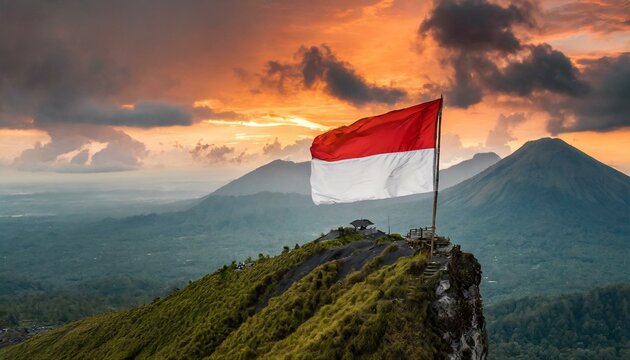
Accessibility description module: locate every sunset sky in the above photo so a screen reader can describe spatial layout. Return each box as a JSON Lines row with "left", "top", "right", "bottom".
{"left": 1, "top": 0, "right": 629, "bottom": 180}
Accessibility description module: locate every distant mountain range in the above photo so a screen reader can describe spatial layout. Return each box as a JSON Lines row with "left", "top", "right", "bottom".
{"left": 2, "top": 138, "right": 628, "bottom": 309}
{"left": 212, "top": 152, "right": 501, "bottom": 196}
{"left": 2, "top": 137, "right": 628, "bottom": 357}
{"left": 391, "top": 138, "right": 630, "bottom": 302}
{"left": 441, "top": 138, "right": 630, "bottom": 217}
{"left": 213, "top": 160, "right": 311, "bottom": 196}
{"left": 156, "top": 137, "right": 630, "bottom": 303}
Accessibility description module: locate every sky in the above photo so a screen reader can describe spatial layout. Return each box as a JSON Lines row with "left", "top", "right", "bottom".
{"left": 0, "top": 0, "right": 629, "bottom": 181}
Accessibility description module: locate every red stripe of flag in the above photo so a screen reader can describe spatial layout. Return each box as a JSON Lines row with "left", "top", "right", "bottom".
{"left": 310, "top": 98, "right": 442, "bottom": 162}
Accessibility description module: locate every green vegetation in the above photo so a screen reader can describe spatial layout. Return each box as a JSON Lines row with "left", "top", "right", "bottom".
{"left": 0, "top": 275, "right": 174, "bottom": 328}
{"left": 375, "top": 233, "right": 404, "bottom": 244}
{"left": 0, "top": 234, "right": 473, "bottom": 359}
{"left": 487, "top": 283, "right": 630, "bottom": 360}
{"left": 2, "top": 138, "right": 628, "bottom": 357}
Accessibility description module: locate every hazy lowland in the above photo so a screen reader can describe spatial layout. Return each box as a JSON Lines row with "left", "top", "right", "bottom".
{"left": 1, "top": 138, "right": 629, "bottom": 356}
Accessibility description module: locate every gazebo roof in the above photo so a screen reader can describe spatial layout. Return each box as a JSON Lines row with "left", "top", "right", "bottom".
{"left": 350, "top": 219, "right": 374, "bottom": 228}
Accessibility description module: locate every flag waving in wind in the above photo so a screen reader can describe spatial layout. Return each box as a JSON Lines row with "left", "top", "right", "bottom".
{"left": 310, "top": 98, "right": 442, "bottom": 205}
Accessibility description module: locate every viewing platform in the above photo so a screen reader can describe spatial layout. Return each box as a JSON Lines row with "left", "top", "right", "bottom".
{"left": 405, "top": 227, "right": 452, "bottom": 254}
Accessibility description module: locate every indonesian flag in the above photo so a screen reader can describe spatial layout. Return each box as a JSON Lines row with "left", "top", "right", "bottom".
{"left": 310, "top": 98, "right": 442, "bottom": 205}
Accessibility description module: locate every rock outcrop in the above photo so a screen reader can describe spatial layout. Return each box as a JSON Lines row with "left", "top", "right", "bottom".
{"left": 433, "top": 245, "right": 488, "bottom": 360}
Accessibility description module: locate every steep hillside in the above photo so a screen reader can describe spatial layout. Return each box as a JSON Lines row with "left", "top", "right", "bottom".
{"left": 487, "top": 283, "right": 630, "bottom": 359}
{"left": 440, "top": 138, "right": 630, "bottom": 221}
{"left": 429, "top": 138, "right": 630, "bottom": 302}
{"left": 0, "top": 233, "right": 487, "bottom": 360}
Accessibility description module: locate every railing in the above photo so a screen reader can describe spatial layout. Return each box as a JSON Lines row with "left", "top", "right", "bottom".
{"left": 407, "top": 227, "right": 433, "bottom": 239}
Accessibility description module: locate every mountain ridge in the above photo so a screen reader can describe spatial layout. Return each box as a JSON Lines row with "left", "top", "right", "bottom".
{"left": 1, "top": 137, "right": 628, "bottom": 329}
{"left": 439, "top": 138, "right": 630, "bottom": 218}
{"left": 0, "top": 233, "right": 487, "bottom": 359}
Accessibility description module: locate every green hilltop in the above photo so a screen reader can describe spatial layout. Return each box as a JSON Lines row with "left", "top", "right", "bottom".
{"left": 1, "top": 232, "right": 485, "bottom": 359}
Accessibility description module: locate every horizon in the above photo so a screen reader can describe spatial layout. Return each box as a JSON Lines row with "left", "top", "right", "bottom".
{"left": 1, "top": 136, "right": 627, "bottom": 198}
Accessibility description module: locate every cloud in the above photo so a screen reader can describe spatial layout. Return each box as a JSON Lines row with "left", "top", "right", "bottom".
{"left": 420, "top": 0, "right": 534, "bottom": 54}
{"left": 13, "top": 125, "right": 148, "bottom": 173}
{"left": 488, "top": 44, "right": 589, "bottom": 97}
{"left": 70, "top": 149, "right": 90, "bottom": 165}
{"left": 485, "top": 112, "right": 527, "bottom": 154}
{"left": 445, "top": 54, "right": 493, "bottom": 107}
{"left": 0, "top": 2, "right": 126, "bottom": 129}
{"left": 440, "top": 133, "right": 486, "bottom": 165}
{"left": 0, "top": 0, "right": 384, "bottom": 130}
{"left": 547, "top": 54, "right": 630, "bottom": 134}
{"left": 420, "top": 0, "right": 629, "bottom": 134}
{"left": 2, "top": 1, "right": 377, "bottom": 131}
{"left": 261, "top": 45, "right": 407, "bottom": 106}
{"left": 262, "top": 138, "right": 312, "bottom": 161}
{"left": 441, "top": 112, "right": 528, "bottom": 163}
{"left": 261, "top": 61, "right": 301, "bottom": 94}
{"left": 419, "top": 0, "right": 538, "bottom": 108}
{"left": 543, "top": 0, "right": 630, "bottom": 35}
{"left": 192, "top": 106, "right": 246, "bottom": 121}
{"left": 188, "top": 141, "right": 248, "bottom": 164}
{"left": 35, "top": 101, "right": 195, "bottom": 128}
{"left": 0, "top": 3, "right": 212, "bottom": 132}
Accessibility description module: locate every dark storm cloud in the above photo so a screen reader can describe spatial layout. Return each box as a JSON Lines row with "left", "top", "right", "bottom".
{"left": 420, "top": 0, "right": 534, "bottom": 54}
{"left": 262, "top": 45, "right": 407, "bottom": 106}
{"left": 0, "top": 0, "right": 395, "bottom": 172}
{"left": 547, "top": 54, "right": 630, "bottom": 134}
{"left": 0, "top": 0, "right": 381, "bottom": 130}
{"left": 192, "top": 106, "right": 246, "bottom": 121}
{"left": 0, "top": 1, "right": 198, "bottom": 130}
{"left": 419, "top": 0, "right": 537, "bottom": 108}
{"left": 445, "top": 53, "right": 496, "bottom": 108}
{"left": 420, "top": 0, "right": 629, "bottom": 133}
{"left": 543, "top": 0, "right": 630, "bottom": 35}
{"left": 36, "top": 101, "right": 194, "bottom": 128}
{"left": 261, "top": 61, "right": 301, "bottom": 94}
{"left": 488, "top": 44, "right": 589, "bottom": 97}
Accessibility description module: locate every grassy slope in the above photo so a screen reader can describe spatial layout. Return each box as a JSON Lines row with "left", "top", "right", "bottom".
{"left": 1, "top": 235, "right": 456, "bottom": 360}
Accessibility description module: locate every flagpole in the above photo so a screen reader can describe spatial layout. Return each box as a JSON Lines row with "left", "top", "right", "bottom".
{"left": 430, "top": 95, "right": 443, "bottom": 259}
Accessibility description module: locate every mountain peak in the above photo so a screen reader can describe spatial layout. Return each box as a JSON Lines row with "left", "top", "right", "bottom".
{"left": 267, "top": 159, "right": 298, "bottom": 166}
{"left": 523, "top": 136, "right": 563, "bottom": 145}
{"left": 471, "top": 152, "right": 500, "bottom": 161}
{"left": 519, "top": 137, "right": 574, "bottom": 154}
{"left": 507, "top": 137, "right": 616, "bottom": 172}
{"left": 443, "top": 137, "right": 630, "bottom": 211}
{"left": 440, "top": 152, "right": 501, "bottom": 190}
